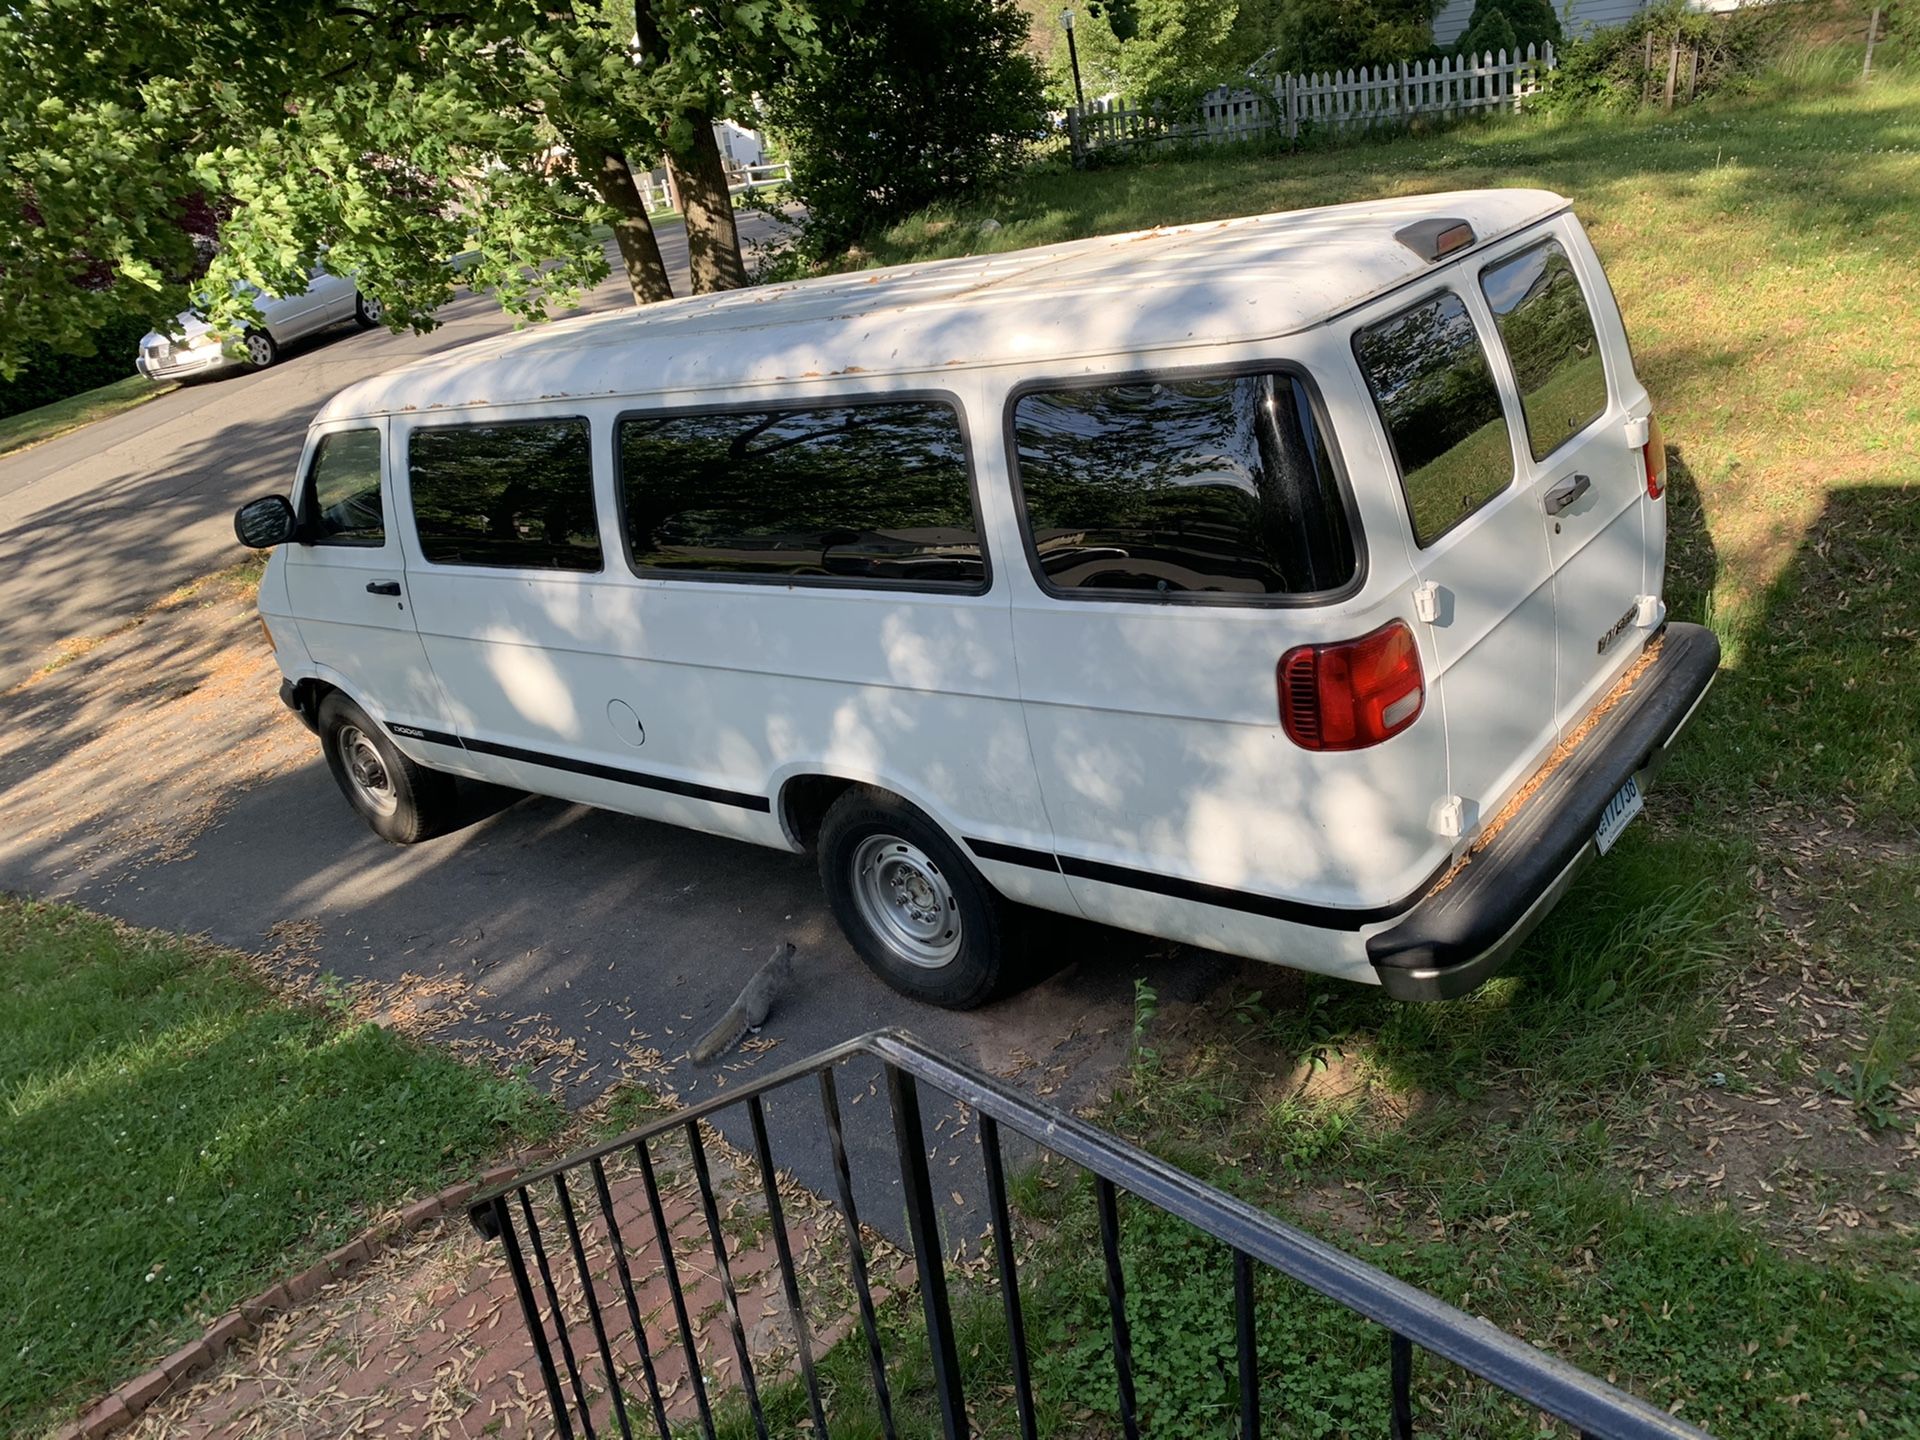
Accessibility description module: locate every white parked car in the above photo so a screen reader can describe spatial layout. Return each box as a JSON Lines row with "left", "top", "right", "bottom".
{"left": 136, "top": 264, "right": 383, "bottom": 380}
{"left": 234, "top": 189, "right": 1717, "bottom": 1009}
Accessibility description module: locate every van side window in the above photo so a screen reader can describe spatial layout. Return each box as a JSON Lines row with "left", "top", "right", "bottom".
{"left": 617, "top": 401, "right": 983, "bottom": 590}
{"left": 1354, "top": 292, "right": 1512, "bottom": 548}
{"left": 1479, "top": 240, "right": 1608, "bottom": 461}
{"left": 1009, "top": 370, "right": 1355, "bottom": 599}
{"left": 409, "top": 419, "right": 600, "bottom": 572}
{"left": 304, "top": 429, "right": 384, "bottom": 547}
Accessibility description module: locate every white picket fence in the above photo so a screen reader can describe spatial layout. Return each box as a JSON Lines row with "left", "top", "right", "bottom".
{"left": 639, "top": 160, "right": 793, "bottom": 215}
{"left": 1072, "top": 43, "right": 1556, "bottom": 158}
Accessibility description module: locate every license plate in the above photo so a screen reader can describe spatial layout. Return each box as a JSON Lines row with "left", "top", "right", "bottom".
{"left": 1594, "top": 774, "right": 1644, "bottom": 856}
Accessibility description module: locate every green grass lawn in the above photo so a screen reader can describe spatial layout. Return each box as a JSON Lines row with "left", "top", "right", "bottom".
{"left": 0, "top": 373, "right": 171, "bottom": 459}
{"left": 770, "top": 56, "right": 1920, "bottom": 1440}
{"left": 0, "top": 899, "right": 562, "bottom": 1436}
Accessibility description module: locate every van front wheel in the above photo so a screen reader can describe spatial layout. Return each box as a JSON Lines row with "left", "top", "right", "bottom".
{"left": 318, "top": 692, "right": 454, "bottom": 844}
{"left": 817, "top": 789, "right": 1019, "bottom": 1009}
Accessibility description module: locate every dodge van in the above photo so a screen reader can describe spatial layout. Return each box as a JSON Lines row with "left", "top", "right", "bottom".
{"left": 233, "top": 189, "right": 1718, "bottom": 1009}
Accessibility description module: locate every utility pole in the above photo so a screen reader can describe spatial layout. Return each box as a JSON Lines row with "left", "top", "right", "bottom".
{"left": 1062, "top": 9, "right": 1087, "bottom": 113}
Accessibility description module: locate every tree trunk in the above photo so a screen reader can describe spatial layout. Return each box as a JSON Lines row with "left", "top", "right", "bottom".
{"left": 669, "top": 116, "right": 747, "bottom": 294}
{"left": 590, "top": 146, "right": 674, "bottom": 305}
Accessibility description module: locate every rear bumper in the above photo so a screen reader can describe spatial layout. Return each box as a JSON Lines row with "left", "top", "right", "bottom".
{"left": 1367, "top": 621, "right": 1720, "bottom": 1001}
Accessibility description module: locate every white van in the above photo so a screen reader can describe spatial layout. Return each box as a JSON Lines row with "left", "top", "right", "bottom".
{"left": 234, "top": 189, "right": 1718, "bottom": 1009}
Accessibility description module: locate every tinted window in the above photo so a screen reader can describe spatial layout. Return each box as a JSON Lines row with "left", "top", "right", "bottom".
{"left": 1354, "top": 292, "right": 1512, "bottom": 547}
{"left": 1010, "top": 371, "right": 1355, "bottom": 599}
{"left": 305, "top": 429, "right": 384, "bottom": 547}
{"left": 409, "top": 419, "right": 600, "bottom": 571}
{"left": 618, "top": 402, "right": 982, "bottom": 588}
{"left": 1480, "top": 240, "right": 1608, "bottom": 461}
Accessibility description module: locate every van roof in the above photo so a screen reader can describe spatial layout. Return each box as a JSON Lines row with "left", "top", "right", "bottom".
{"left": 317, "top": 188, "right": 1569, "bottom": 423}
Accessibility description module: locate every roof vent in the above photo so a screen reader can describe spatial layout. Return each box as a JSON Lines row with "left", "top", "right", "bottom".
{"left": 1394, "top": 218, "right": 1476, "bottom": 262}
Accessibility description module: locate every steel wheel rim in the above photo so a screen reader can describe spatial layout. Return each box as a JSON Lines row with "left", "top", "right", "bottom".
{"left": 850, "top": 834, "right": 961, "bottom": 969}
{"left": 338, "top": 724, "right": 399, "bottom": 817}
{"left": 245, "top": 333, "right": 273, "bottom": 366}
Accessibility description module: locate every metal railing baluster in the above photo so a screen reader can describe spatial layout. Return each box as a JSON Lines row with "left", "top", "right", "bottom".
{"left": 980, "top": 1114, "right": 1038, "bottom": 1440}
{"left": 588, "top": 1156, "right": 674, "bottom": 1440}
{"left": 554, "top": 1172, "right": 635, "bottom": 1440}
{"left": 634, "top": 1138, "right": 715, "bottom": 1440}
{"left": 520, "top": 1188, "right": 599, "bottom": 1439}
{"left": 747, "top": 1096, "right": 830, "bottom": 1438}
{"left": 686, "top": 1119, "right": 768, "bottom": 1440}
{"left": 886, "top": 1062, "right": 969, "bottom": 1440}
{"left": 1391, "top": 1331, "right": 1415, "bottom": 1440}
{"left": 1096, "top": 1176, "right": 1141, "bottom": 1440}
{"left": 492, "top": 1192, "right": 578, "bottom": 1440}
{"left": 820, "top": 1066, "right": 898, "bottom": 1440}
{"left": 1235, "top": 1249, "right": 1260, "bottom": 1440}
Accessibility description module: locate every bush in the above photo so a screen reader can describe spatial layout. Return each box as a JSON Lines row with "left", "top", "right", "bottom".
{"left": 1541, "top": 0, "right": 1793, "bottom": 112}
{"left": 0, "top": 317, "right": 148, "bottom": 421}
{"left": 1452, "top": 0, "right": 1562, "bottom": 56}
{"left": 760, "top": 0, "right": 1047, "bottom": 254}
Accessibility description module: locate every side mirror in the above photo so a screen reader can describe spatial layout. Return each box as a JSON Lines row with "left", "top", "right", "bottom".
{"left": 234, "top": 494, "right": 298, "bottom": 548}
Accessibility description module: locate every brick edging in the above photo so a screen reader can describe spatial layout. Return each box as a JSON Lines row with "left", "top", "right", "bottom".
{"left": 53, "top": 1156, "right": 541, "bottom": 1440}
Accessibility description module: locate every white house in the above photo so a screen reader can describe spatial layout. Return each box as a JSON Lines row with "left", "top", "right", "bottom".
{"left": 1432, "top": 0, "right": 1751, "bottom": 46}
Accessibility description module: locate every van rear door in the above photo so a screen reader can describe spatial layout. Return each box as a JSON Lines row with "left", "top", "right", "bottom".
{"left": 1475, "top": 224, "right": 1656, "bottom": 732}
{"left": 1352, "top": 283, "right": 1559, "bottom": 839}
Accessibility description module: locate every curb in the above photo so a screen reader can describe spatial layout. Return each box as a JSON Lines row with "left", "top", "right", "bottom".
{"left": 52, "top": 1157, "right": 537, "bottom": 1440}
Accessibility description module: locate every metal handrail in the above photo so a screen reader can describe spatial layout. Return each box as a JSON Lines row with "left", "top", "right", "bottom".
{"left": 470, "top": 1028, "right": 1716, "bottom": 1440}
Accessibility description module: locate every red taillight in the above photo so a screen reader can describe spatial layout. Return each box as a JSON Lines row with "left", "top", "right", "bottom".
{"left": 1642, "top": 412, "right": 1667, "bottom": 500}
{"left": 1278, "top": 621, "right": 1426, "bottom": 751}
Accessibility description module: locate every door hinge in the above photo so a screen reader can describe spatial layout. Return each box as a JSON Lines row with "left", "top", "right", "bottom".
{"left": 1412, "top": 581, "right": 1442, "bottom": 624}
{"left": 1624, "top": 416, "right": 1651, "bottom": 449}
{"left": 1635, "top": 593, "right": 1664, "bottom": 628}
{"left": 1434, "top": 794, "right": 1466, "bottom": 839}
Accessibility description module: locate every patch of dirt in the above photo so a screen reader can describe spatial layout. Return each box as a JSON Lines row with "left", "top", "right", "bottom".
{"left": 0, "top": 563, "right": 308, "bottom": 891}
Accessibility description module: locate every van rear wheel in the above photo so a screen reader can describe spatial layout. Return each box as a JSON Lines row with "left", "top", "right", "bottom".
{"left": 817, "top": 788, "right": 1019, "bottom": 1009}
{"left": 317, "top": 692, "right": 454, "bottom": 844}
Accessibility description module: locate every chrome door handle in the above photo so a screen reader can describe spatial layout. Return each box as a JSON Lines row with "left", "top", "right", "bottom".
{"left": 366, "top": 580, "right": 402, "bottom": 596}
{"left": 1544, "top": 473, "right": 1592, "bottom": 515}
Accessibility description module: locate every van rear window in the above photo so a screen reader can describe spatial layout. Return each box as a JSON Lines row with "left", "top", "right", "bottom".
{"left": 1354, "top": 292, "right": 1512, "bottom": 548}
{"left": 1008, "top": 370, "right": 1356, "bottom": 601}
{"left": 1479, "top": 240, "right": 1608, "bottom": 461}
{"left": 616, "top": 401, "right": 983, "bottom": 590}
{"left": 408, "top": 419, "right": 600, "bottom": 571}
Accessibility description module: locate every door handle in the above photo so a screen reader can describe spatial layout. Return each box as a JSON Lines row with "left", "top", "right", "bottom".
{"left": 1544, "top": 473, "right": 1592, "bottom": 516}
{"left": 366, "top": 580, "right": 402, "bottom": 596}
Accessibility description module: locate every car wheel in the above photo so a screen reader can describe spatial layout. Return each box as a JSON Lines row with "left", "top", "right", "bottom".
{"left": 317, "top": 692, "right": 455, "bottom": 844}
{"left": 242, "top": 329, "right": 278, "bottom": 370}
{"left": 817, "top": 787, "right": 1023, "bottom": 1009}
{"left": 354, "top": 293, "right": 384, "bottom": 328}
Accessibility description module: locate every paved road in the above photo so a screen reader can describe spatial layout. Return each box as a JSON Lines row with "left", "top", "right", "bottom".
{"left": 0, "top": 214, "right": 792, "bottom": 688}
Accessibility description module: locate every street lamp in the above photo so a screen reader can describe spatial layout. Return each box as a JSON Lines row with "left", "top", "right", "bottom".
{"left": 1062, "top": 9, "right": 1086, "bottom": 113}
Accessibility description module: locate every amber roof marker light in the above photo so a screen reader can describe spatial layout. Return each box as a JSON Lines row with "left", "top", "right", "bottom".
{"left": 1394, "top": 218, "right": 1476, "bottom": 262}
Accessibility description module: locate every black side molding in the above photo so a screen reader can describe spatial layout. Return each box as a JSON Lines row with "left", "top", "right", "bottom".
{"left": 381, "top": 721, "right": 771, "bottom": 813}
{"left": 1367, "top": 623, "right": 1721, "bottom": 1000}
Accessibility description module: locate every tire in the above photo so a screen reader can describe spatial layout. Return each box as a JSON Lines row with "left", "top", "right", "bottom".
{"left": 317, "top": 692, "right": 455, "bottom": 844}
{"left": 241, "top": 329, "right": 278, "bottom": 370}
{"left": 817, "top": 787, "right": 1021, "bottom": 1009}
{"left": 354, "top": 293, "right": 384, "bottom": 329}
